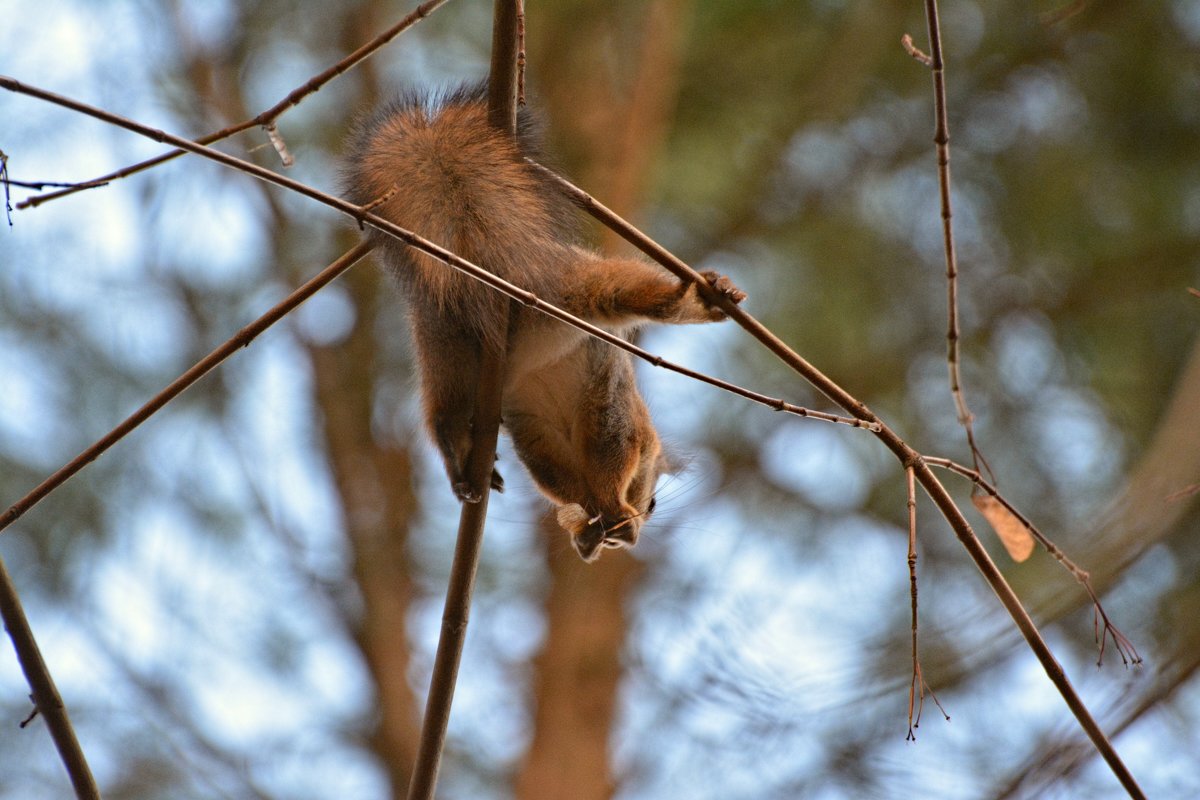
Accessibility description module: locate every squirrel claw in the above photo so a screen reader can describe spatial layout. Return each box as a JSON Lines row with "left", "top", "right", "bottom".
{"left": 453, "top": 481, "right": 482, "bottom": 504}
{"left": 452, "top": 468, "right": 504, "bottom": 503}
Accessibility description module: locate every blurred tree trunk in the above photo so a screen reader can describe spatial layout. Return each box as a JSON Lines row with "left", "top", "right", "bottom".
{"left": 516, "top": 525, "right": 646, "bottom": 800}
{"left": 302, "top": 8, "right": 424, "bottom": 798}
{"left": 516, "top": 3, "right": 692, "bottom": 797}
{"left": 307, "top": 261, "right": 423, "bottom": 798}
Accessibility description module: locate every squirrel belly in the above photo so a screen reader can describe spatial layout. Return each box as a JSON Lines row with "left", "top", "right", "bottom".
{"left": 343, "top": 83, "right": 746, "bottom": 561}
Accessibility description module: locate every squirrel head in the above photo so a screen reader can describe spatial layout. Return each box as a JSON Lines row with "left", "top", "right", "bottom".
{"left": 556, "top": 499, "right": 657, "bottom": 562}
{"left": 554, "top": 444, "right": 666, "bottom": 562}
{"left": 551, "top": 426, "right": 678, "bottom": 561}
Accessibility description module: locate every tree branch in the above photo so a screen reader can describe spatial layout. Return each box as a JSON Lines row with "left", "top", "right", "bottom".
{"left": 0, "top": 240, "right": 373, "bottom": 535}
{"left": 911, "top": 0, "right": 993, "bottom": 483}
{"left": 0, "top": 555, "right": 99, "bottom": 799}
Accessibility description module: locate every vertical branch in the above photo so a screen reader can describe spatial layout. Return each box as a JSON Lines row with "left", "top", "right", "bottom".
{"left": 487, "top": 0, "right": 521, "bottom": 132}
{"left": 405, "top": 3, "right": 520, "bottom": 799}
{"left": 905, "top": 0, "right": 992, "bottom": 482}
{"left": 0, "top": 556, "right": 100, "bottom": 799}
{"left": 906, "top": 466, "right": 922, "bottom": 739}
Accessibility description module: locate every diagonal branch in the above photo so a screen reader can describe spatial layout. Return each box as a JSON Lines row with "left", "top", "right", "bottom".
{"left": 0, "top": 241, "right": 373, "bottom": 535}
{"left": 0, "top": 556, "right": 99, "bottom": 799}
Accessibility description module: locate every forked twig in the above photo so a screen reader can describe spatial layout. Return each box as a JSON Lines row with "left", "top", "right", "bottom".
{"left": 925, "top": 456, "right": 1143, "bottom": 667}
{"left": 15, "top": 0, "right": 452, "bottom": 210}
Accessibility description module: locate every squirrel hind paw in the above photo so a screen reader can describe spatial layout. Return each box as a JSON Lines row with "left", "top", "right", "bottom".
{"left": 450, "top": 467, "right": 504, "bottom": 503}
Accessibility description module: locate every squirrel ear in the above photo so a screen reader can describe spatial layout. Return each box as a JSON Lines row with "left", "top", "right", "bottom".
{"left": 657, "top": 444, "right": 685, "bottom": 476}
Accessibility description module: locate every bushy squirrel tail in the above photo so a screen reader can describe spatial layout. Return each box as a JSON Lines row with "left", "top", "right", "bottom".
{"left": 342, "top": 83, "right": 576, "bottom": 306}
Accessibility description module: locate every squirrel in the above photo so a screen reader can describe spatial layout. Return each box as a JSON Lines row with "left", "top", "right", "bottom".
{"left": 343, "top": 84, "right": 745, "bottom": 561}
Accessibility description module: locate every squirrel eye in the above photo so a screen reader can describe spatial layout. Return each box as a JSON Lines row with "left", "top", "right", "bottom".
{"left": 646, "top": 496, "right": 658, "bottom": 514}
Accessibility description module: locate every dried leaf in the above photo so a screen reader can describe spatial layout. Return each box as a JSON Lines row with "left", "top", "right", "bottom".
{"left": 972, "top": 494, "right": 1035, "bottom": 562}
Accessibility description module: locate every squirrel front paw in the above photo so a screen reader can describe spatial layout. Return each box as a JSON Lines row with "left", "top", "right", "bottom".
{"left": 697, "top": 270, "right": 747, "bottom": 319}
{"left": 702, "top": 270, "right": 747, "bottom": 304}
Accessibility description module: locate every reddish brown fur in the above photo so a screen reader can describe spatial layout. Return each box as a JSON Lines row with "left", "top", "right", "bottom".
{"left": 344, "top": 84, "right": 745, "bottom": 561}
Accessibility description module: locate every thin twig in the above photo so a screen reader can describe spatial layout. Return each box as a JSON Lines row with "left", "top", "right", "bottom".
{"left": 0, "top": 556, "right": 100, "bottom": 799}
{"left": 905, "top": 466, "right": 948, "bottom": 741}
{"left": 924, "top": 456, "right": 1143, "bottom": 667}
{"left": 1, "top": 149, "right": 12, "bottom": 225}
{"left": 0, "top": 241, "right": 373, "bottom": 535}
{"left": 907, "top": 0, "right": 993, "bottom": 484}
{"left": 906, "top": 465, "right": 923, "bottom": 739}
{"left": 15, "top": 0, "right": 451, "bottom": 210}
{"left": 0, "top": 74, "right": 1145, "bottom": 798}
{"left": 406, "top": 4, "right": 521, "bottom": 798}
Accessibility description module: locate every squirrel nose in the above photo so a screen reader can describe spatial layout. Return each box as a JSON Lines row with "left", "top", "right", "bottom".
{"left": 602, "top": 519, "right": 639, "bottom": 549}
{"left": 569, "top": 513, "right": 641, "bottom": 561}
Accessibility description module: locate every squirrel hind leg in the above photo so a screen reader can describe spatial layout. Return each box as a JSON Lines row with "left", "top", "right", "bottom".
{"left": 432, "top": 417, "right": 506, "bottom": 503}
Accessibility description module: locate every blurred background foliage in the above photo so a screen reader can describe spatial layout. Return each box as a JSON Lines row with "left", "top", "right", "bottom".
{"left": 2, "top": 0, "right": 1199, "bottom": 798}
